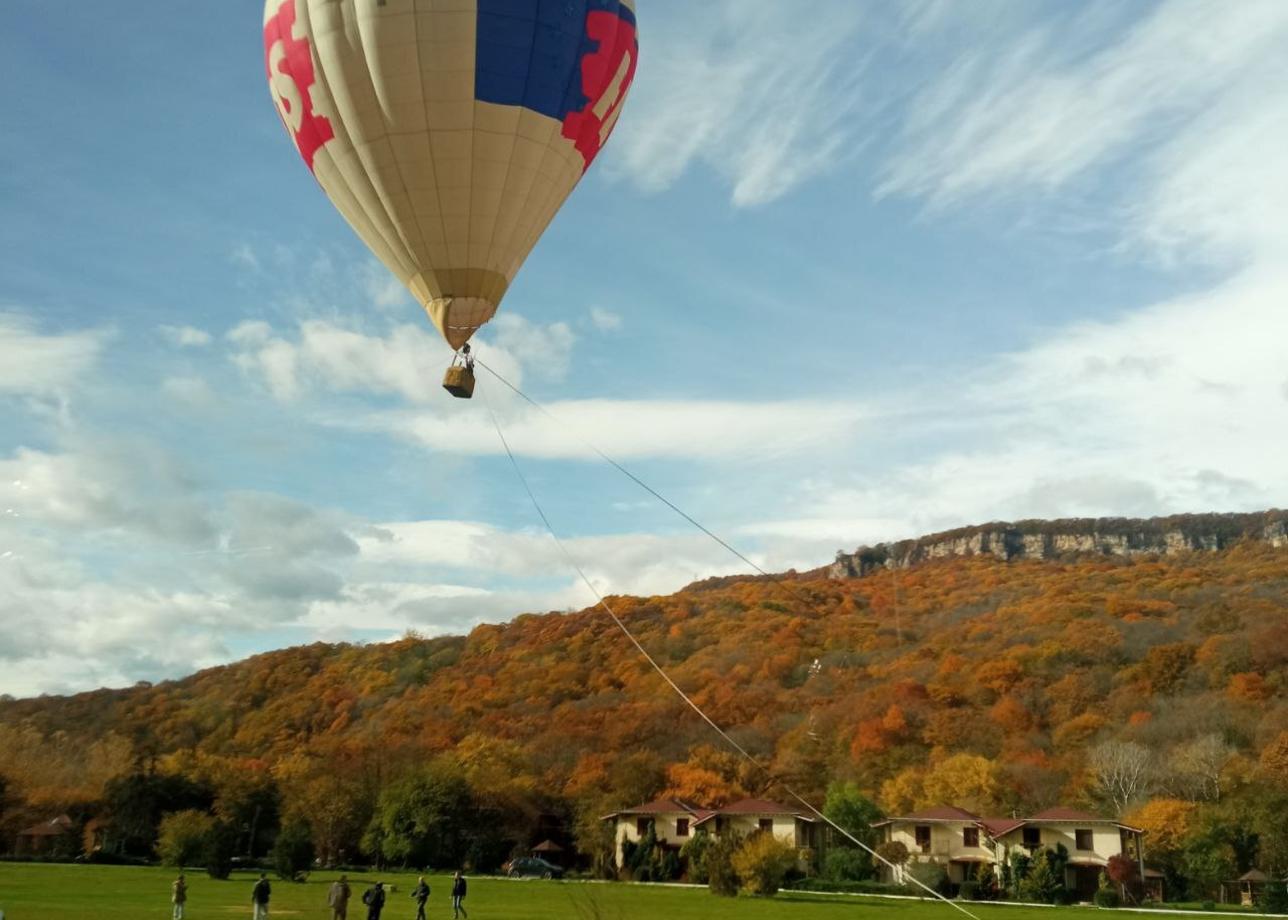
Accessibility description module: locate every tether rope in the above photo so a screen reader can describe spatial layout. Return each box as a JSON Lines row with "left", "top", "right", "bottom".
{"left": 476, "top": 373, "right": 978, "bottom": 919}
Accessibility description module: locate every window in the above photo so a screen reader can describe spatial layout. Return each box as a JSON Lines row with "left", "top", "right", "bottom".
{"left": 1076, "top": 829, "right": 1093, "bottom": 851}
{"left": 915, "top": 825, "right": 932, "bottom": 853}
{"left": 636, "top": 817, "right": 652, "bottom": 837}
{"left": 963, "top": 827, "right": 979, "bottom": 848}
{"left": 758, "top": 818, "right": 774, "bottom": 834}
{"left": 676, "top": 818, "right": 690, "bottom": 838}
{"left": 1022, "top": 827, "right": 1041, "bottom": 849}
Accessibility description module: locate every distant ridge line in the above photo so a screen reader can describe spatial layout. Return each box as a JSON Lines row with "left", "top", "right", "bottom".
{"left": 830, "top": 509, "right": 1288, "bottom": 578}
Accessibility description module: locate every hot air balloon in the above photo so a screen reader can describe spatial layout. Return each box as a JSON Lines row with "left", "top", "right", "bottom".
{"left": 264, "top": 0, "right": 638, "bottom": 397}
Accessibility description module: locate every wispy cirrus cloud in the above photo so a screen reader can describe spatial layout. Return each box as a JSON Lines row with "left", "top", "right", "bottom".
{"left": 0, "top": 313, "right": 107, "bottom": 396}
{"left": 879, "top": 0, "right": 1288, "bottom": 264}
{"left": 609, "top": 0, "right": 867, "bottom": 206}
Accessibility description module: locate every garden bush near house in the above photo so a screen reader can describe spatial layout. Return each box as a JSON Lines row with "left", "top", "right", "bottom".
{"left": 823, "top": 845, "right": 871, "bottom": 882}
{"left": 1093, "top": 871, "right": 1121, "bottom": 908}
{"left": 790, "top": 878, "right": 913, "bottom": 895}
{"left": 156, "top": 809, "right": 215, "bottom": 867}
{"left": 730, "top": 832, "right": 797, "bottom": 897}
{"left": 874, "top": 839, "right": 909, "bottom": 878}
{"left": 706, "top": 831, "right": 742, "bottom": 897}
{"left": 680, "top": 831, "right": 712, "bottom": 884}
{"left": 1257, "top": 880, "right": 1288, "bottom": 915}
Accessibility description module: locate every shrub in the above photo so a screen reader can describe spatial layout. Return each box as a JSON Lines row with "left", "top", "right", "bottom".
{"left": 157, "top": 810, "right": 215, "bottom": 867}
{"left": 1093, "top": 888, "right": 1121, "bottom": 907}
{"left": 272, "top": 820, "right": 315, "bottom": 881}
{"left": 204, "top": 820, "right": 237, "bottom": 880}
{"left": 1201, "top": 900, "right": 1216, "bottom": 912}
{"left": 730, "top": 832, "right": 798, "bottom": 897}
{"left": 959, "top": 881, "right": 978, "bottom": 901}
{"left": 707, "top": 832, "right": 742, "bottom": 897}
{"left": 823, "top": 846, "right": 872, "bottom": 882}
{"left": 874, "top": 839, "right": 910, "bottom": 874}
{"left": 680, "top": 832, "right": 712, "bottom": 884}
{"left": 1257, "top": 881, "right": 1288, "bottom": 915}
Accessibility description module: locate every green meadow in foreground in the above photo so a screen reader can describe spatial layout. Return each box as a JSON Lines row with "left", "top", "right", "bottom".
{"left": 0, "top": 862, "right": 1154, "bottom": 920}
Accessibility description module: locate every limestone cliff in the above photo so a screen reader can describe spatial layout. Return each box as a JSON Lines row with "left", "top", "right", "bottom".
{"left": 830, "top": 510, "right": 1288, "bottom": 578}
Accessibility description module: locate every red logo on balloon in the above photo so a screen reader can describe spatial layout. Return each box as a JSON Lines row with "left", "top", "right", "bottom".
{"left": 561, "top": 11, "right": 638, "bottom": 172}
{"left": 264, "top": 0, "right": 334, "bottom": 172}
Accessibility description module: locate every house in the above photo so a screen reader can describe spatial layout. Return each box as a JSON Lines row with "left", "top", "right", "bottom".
{"left": 873, "top": 805, "right": 1146, "bottom": 901}
{"left": 14, "top": 814, "right": 76, "bottom": 857}
{"left": 601, "top": 797, "right": 818, "bottom": 869}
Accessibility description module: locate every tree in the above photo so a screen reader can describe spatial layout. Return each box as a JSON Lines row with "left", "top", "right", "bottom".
{"left": 1090, "top": 741, "right": 1153, "bottom": 814}
{"left": 1167, "top": 734, "right": 1231, "bottom": 802}
{"left": 707, "top": 831, "right": 742, "bottom": 897}
{"left": 1107, "top": 853, "right": 1142, "bottom": 904}
{"left": 1018, "top": 848, "right": 1064, "bottom": 904}
{"left": 921, "top": 754, "right": 1001, "bottom": 814}
{"left": 363, "top": 761, "right": 473, "bottom": 868}
{"left": 680, "top": 831, "right": 713, "bottom": 884}
{"left": 102, "top": 771, "right": 214, "bottom": 857}
{"left": 730, "top": 832, "right": 797, "bottom": 896}
{"left": 204, "top": 819, "right": 237, "bottom": 880}
{"left": 157, "top": 810, "right": 215, "bottom": 867}
{"left": 874, "top": 840, "right": 910, "bottom": 881}
{"left": 822, "top": 782, "right": 880, "bottom": 879}
{"left": 272, "top": 819, "right": 315, "bottom": 880}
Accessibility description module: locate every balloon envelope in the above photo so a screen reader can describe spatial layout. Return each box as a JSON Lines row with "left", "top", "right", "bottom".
{"left": 264, "top": 0, "right": 638, "bottom": 349}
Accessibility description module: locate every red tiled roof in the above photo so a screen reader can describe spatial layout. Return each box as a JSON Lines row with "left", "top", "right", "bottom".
{"left": 978, "top": 817, "right": 1026, "bottom": 837}
{"left": 599, "top": 798, "right": 702, "bottom": 820}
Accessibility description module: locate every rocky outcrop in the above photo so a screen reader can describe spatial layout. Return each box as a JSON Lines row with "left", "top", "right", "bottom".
{"left": 830, "top": 510, "right": 1288, "bottom": 578}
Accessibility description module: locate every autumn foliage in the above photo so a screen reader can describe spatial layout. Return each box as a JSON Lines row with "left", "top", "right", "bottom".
{"left": 1, "top": 542, "right": 1286, "bottom": 879}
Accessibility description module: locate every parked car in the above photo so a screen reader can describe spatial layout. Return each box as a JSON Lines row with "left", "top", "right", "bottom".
{"left": 504, "top": 857, "right": 564, "bottom": 879}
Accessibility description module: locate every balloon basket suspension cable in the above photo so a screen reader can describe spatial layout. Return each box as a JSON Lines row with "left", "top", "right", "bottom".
{"left": 475, "top": 367, "right": 981, "bottom": 920}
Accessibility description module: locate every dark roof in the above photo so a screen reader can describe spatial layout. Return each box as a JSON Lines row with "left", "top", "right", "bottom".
{"left": 978, "top": 817, "right": 1026, "bottom": 836}
{"left": 532, "top": 840, "right": 564, "bottom": 853}
{"left": 1238, "top": 869, "right": 1270, "bottom": 883}
{"left": 602, "top": 798, "right": 701, "bottom": 818}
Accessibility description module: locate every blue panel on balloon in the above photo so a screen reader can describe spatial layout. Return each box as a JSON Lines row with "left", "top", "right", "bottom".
{"left": 475, "top": 0, "right": 636, "bottom": 123}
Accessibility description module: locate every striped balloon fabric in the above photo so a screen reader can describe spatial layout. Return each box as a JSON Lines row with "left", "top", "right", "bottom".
{"left": 265, "top": 0, "right": 638, "bottom": 349}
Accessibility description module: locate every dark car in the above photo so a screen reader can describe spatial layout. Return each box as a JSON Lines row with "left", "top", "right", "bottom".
{"left": 504, "top": 857, "right": 565, "bottom": 879}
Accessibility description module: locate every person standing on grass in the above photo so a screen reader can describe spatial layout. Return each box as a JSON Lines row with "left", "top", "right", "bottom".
{"left": 171, "top": 873, "right": 188, "bottom": 919}
{"left": 328, "top": 874, "right": 352, "bottom": 919}
{"left": 411, "top": 876, "right": 430, "bottom": 920}
{"left": 450, "top": 871, "right": 468, "bottom": 919}
{"left": 251, "top": 872, "right": 272, "bottom": 919}
{"left": 361, "top": 880, "right": 386, "bottom": 920}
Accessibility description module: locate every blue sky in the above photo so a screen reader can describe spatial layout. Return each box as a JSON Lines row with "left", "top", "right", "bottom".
{"left": 2, "top": 0, "right": 1287, "bottom": 696}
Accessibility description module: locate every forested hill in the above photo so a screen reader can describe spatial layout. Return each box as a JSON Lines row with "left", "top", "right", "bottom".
{"left": 2, "top": 533, "right": 1287, "bottom": 872}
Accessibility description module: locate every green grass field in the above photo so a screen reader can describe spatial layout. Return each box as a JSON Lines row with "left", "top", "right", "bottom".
{"left": 0, "top": 862, "right": 1159, "bottom": 920}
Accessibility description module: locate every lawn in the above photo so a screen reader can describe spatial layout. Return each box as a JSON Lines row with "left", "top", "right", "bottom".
{"left": 0, "top": 862, "right": 1131, "bottom": 920}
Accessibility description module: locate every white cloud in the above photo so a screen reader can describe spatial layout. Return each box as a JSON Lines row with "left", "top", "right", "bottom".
{"left": 161, "top": 375, "right": 216, "bottom": 407}
{"left": 367, "top": 397, "right": 864, "bottom": 461}
{"left": 589, "top": 307, "right": 622, "bottom": 332}
{"left": 159, "top": 325, "right": 212, "bottom": 348}
{"left": 880, "top": 0, "right": 1288, "bottom": 223}
{"left": 609, "top": 0, "right": 866, "bottom": 206}
{"left": 0, "top": 313, "right": 105, "bottom": 396}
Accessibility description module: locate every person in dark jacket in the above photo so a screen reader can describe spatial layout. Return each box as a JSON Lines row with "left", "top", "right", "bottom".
{"left": 411, "top": 876, "right": 430, "bottom": 920}
{"left": 360, "top": 880, "right": 386, "bottom": 920}
{"left": 451, "top": 872, "right": 467, "bottom": 919}
{"left": 251, "top": 873, "right": 271, "bottom": 920}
